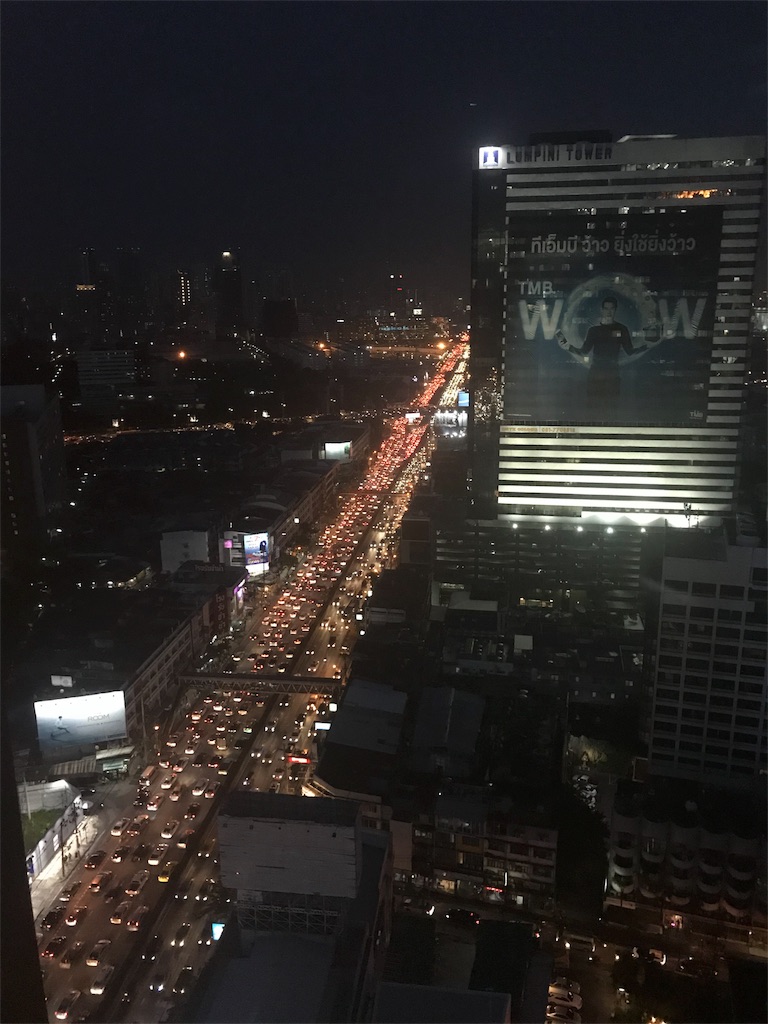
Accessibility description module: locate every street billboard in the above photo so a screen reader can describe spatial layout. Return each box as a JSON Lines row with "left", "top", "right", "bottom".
{"left": 34, "top": 690, "right": 127, "bottom": 756}
{"left": 504, "top": 209, "right": 722, "bottom": 425}
{"left": 243, "top": 532, "right": 269, "bottom": 576}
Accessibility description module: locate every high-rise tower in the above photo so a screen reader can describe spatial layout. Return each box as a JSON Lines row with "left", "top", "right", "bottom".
{"left": 462, "top": 133, "right": 766, "bottom": 611}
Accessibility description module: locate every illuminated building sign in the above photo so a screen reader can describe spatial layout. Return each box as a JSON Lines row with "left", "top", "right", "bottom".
{"left": 34, "top": 691, "right": 127, "bottom": 755}
{"left": 504, "top": 209, "right": 722, "bottom": 427}
{"left": 243, "top": 533, "right": 269, "bottom": 577}
{"left": 480, "top": 142, "right": 615, "bottom": 168}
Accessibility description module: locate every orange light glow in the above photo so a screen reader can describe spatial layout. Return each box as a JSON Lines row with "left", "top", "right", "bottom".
{"left": 178, "top": 350, "right": 187, "bottom": 359}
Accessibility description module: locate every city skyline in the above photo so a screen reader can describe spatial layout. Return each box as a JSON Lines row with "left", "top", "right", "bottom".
{"left": 2, "top": 1, "right": 766, "bottom": 304}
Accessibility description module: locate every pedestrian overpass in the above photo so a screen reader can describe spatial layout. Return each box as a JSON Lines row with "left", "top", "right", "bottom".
{"left": 177, "top": 673, "right": 343, "bottom": 701}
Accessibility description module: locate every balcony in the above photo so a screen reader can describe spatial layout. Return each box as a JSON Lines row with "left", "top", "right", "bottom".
{"left": 697, "top": 875, "right": 722, "bottom": 897}
{"left": 669, "top": 845, "right": 695, "bottom": 870}
{"left": 727, "top": 855, "right": 757, "bottom": 883}
{"left": 722, "top": 894, "right": 750, "bottom": 920}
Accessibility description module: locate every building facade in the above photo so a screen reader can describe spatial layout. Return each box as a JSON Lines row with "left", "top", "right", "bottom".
{"left": 646, "top": 533, "right": 767, "bottom": 786}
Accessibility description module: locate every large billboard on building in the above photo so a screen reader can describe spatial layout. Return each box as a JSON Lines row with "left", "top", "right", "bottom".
{"left": 243, "top": 532, "right": 269, "bottom": 576}
{"left": 504, "top": 209, "right": 722, "bottom": 425}
{"left": 34, "top": 691, "right": 127, "bottom": 755}
{"left": 323, "top": 441, "right": 351, "bottom": 461}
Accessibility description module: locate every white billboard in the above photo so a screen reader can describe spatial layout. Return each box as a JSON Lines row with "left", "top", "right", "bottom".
{"left": 34, "top": 691, "right": 127, "bottom": 755}
{"left": 323, "top": 441, "right": 351, "bottom": 461}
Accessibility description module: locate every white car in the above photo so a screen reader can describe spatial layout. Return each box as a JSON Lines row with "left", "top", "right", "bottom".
{"left": 191, "top": 778, "right": 209, "bottom": 797}
{"left": 160, "top": 775, "right": 174, "bottom": 790}
{"left": 547, "top": 1008, "right": 581, "bottom": 1024}
{"left": 548, "top": 991, "right": 583, "bottom": 1010}
{"left": 110, "top": 901, "right": 131, "bottom": 925}
{"left": 110, "top": 817, "right": 130, "bottom": 837}
{"left": 85, "top": 939, "right": 112, "bottom": 967}
{"left": 147, "top": 844, "right": 170, "bottom": 866}
{"left": 89, "top": 963, "right": 114, "bottom": 995}
{"left": 146, "top": 793, "right": 164, "bottom": 812}
{"left": 54, "top": 990, "right": 81, "bottom": 1020}
{"left": 161, "top": 820, "right": 180, "bottom": 840}
{"left": 550, "top": 978, "right": 581, "bottom": 995}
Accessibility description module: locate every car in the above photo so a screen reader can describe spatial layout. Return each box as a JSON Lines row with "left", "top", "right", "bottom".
{"left": 198, "top": 839, "right": 216, "bottom": 860}
{"left": 265, "top": 720, "right": 277, "bottom": 733}
{"left": 59, "top": 941, "right": 85, "bottom": 969}
{"left": 160, "top": 775, "right": 174, "bottom": 790}
{"left": 131, "top": 843, "right": 150, "bottom": 862}
{"left": 208, "top": 754, "right": 223, "bottom": 769}
{"left": 550, "top": 978, "right": 581, "bottom": 995}
{"left": 146, "top": 793, "right": 165, "bottom": 812}
{"left": 89, "top": 963, "right": 114, "bottom": 996}
{"left": 184, "top": 742, "right": 196, "bottom": 755}
{"left": 272, "top": 768, "right": 285, "bottom": 781}
{"left": 677, "top": 957, "right": 717, "bottom": 980}
{"left": 196, "top": 879, "right": 216, "bottom": 901}
{"left": 548, "top": 991, "right": 583, "bottom": 1010}
{"left": 161, "top": 820, "right": 180, "bottom": 840}
{"left": 546, "top": 1007, "right": 581, "bottom": 1024}
{"left": 191, "top": 752, "right": 205, "bottom": 766}
{"left": 103, "top": 883, "right": 123, "bottom": 903}
{"left": 166, "top": 733, "right": 179, "bottom": 748}
{"left": 88, "top": 871, "right": 113, "bottom": 893}
{"left": 149, "top": 973, "right": 165, "bottom": 993}
{"left": 444, "top": 907, "right": 480, "bottom": 927}
{"left": 171, "top": 923, "right": 191, "bottom": 947}
{"left": 632, "top": 946, "right": 667, "bottom": 966}
{"left": 177, "top": 828, "right": 195, "bottom": 850}
{"left": 59, "top": 882, "right": 82, "bottom": 903}
{"left": 172, "top": 758, "right": 188, "bottom": 774}
{"left": 65, "top": 907, "right": 87, "bottom": 927}
{"left": 217, "top": 760, "right": 234, "bottom": 776}
{"left": 43, "top": 907, "right": 65, "bottom": 930}
{"left": 204, "top": 782, "right": 220, "bottom": 799}
{"left": 168, "top": 782, "right": 183, "bottom": 802}
{"left": 172, "top": 965, "right": 194, "bottom": 996}
{"left": 124, "top": 870, "right": 150, "bottom": 897}
{"left": 140, "top": 934, "right": 163, "bottom": 962}
{"left": 110, "top": 817, "right": 130, "bottom": 837}
{"left": 54, "top": 989, "right": 82, "bottom": 1020}
{"left": 133, "top": 793, "right": 147, "bottom": 808}
{"left": 242, "top": 772, "right": 254, "bottom": 787}
{"left": 191, "top": 779, "right": 208, "bottom": 797}
{"left": 126, "top": 905, "right": 149, "bottom": 932}
{"left": 126, "top": 814, "right": 149, "bottom": 836}
{"left": 111, "top": 845, "right": 132, "bottom": 863}
{"left": 85, "top": 939, "right": 111, "bottom": 967}
{"left": 190, "top": 708, "right": 203, "bottom": 721}
{"left": 175, "top": 880, "right": 192, "bottom": 901}
{"left": 158, "top": 860, "right": 178, "bottom": 883}
{"left": 147, "top": 844, "right": 170, "bottom": 867}
{"left": 83, "top": 850, "right": 107, "bottom": 870}
{"left": 110, "top": 901, "right": 132, "bottom": 925}
{"left": 42, "top": 935, "right": 68, "bottom": 959}
{"left": 158, "top": 755, "right": 172, "bottom": 769}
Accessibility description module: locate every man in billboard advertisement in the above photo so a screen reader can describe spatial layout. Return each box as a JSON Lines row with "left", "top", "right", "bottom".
{"left": 244, "top": 533, "right": 269, "bottom": 576}
{"left": 505, "top": 209, "right": 722, "bottom": 425}
{"left": 34, "top": 691, "right": 127, "bottom": 756}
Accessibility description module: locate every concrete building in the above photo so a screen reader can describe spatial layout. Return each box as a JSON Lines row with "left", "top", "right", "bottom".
{"left": 646, "top": 528, "right": 767, "bottom": 787}
{"left": 200, "top": 792, "right": 392, "bottom": 1023}
{"left": 441, "top": 132, "right": 768, "bottom": 613}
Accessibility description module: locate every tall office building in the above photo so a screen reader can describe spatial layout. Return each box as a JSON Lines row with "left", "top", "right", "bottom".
{"left": 465, "top": 133, "right": 766, "bottom": 610}
{"left": 212, "top": 249, "right": 244, "bottom": 338}
{"left": 471, "top": 132, "right": 766, "bottom": 525}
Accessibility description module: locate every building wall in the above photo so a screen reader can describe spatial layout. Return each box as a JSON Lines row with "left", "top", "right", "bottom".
{"left": 161, "top": 530, "right": 213, "bottom": 573}
{"left": 648, "top": 542, "right": 767, "bottom": 786}
{"left": 471, "top": 135, "right": 766, "bottom": 526}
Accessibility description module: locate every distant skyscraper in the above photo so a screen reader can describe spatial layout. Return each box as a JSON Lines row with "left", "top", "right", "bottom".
{"left": 177, "top": 268, "right": 192, "bottom": 316}
{"left": 212, "top": 249, "right": 244, "bottom": 338}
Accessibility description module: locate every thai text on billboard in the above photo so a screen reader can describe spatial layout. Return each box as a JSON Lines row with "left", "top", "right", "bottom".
{"left": 34, "top": 691, "right": 127, "bottom": 756}
{"left": 504, "top": 209, "right": 722, "bottom": 425}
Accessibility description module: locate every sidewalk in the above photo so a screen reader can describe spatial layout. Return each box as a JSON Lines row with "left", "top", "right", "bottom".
{"left": 28, "top": 776, "right": 135, "bottom": 925}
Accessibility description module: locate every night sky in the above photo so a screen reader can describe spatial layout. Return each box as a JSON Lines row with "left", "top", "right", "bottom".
{"left": 2, "top": 1, "right": 766, "bottom": 306}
